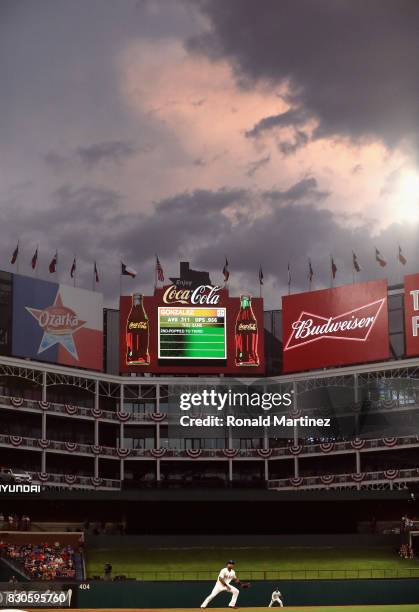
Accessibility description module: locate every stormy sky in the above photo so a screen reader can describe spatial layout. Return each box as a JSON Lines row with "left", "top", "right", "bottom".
{"left": 1, "top": 0, "right": 419, "bottom": 308}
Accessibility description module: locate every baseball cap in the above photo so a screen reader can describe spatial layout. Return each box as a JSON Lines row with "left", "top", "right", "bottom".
{"left": 227, "top": 560, "right": 235, "bottom": 564}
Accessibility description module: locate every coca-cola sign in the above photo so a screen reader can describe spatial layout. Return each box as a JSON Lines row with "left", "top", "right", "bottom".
{"left": 162, "top": 284, "right": 221, "bottom": 305}
{"left": 282, "top": 280, "right": 389, "bottom": 373}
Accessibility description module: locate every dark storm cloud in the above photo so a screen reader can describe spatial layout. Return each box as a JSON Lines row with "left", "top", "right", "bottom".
{"left": 245, "top": 108, "right": 308, "bottom": 139}
{"left": 0, "top": 176, "right": 418, "bottom": 306}
{"left": 245, "top": 154, "right": 271, "bottom": 177}
{"left": 187, "top": 0, "right": 419, "bottom": 149}
{"left": 76, "top": 141, "right": 137, "bottom": 169}
{"left": 263, "top": 177, "right": 329, "bottom": 204}
{"left": 278, "top": 130, "right": 310, "bottom": 156}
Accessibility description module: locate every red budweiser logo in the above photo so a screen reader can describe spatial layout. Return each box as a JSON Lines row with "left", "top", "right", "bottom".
{"left": 284, "top": 298, "right": 386, "bottom": 351}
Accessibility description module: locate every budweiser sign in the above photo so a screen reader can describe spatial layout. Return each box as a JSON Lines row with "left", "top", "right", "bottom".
{"left": 285, "top": 299, "right": 386, "bottom": 350}
{"left": 162, "top": 284, "right": 221, "bottom": 305}
{"left": 282, "top": 280, "right": 389, "bottom": 373}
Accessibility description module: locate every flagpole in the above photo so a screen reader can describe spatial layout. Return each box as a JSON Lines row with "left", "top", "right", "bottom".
{"left": 16, "top": 239, "right": 20, "bottom": 275}
{"left": 154, "top": 254, "right": 158, "bottom": 290}
{"left": 73, "top": 254, "right": 76, "bottom": 288}
{"left": 92, "top": 262, "right": 95, "bottom": 292}
{"left": 287, "top": 262, "right": 291, "bottom": 295}
{"left": 36, "top": 245, "right": 39, "bottom": 278}
{"left": 330, "top": 254, "right": 333, "bottom": 288}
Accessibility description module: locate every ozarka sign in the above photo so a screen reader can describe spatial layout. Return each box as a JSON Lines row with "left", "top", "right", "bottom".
{"left": 282, "top": 279, "right": 389, "bottom": 373}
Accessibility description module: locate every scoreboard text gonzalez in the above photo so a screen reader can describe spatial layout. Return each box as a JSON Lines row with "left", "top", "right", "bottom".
{"left": 158, "top": 307, "right": 226, "bottom": 359}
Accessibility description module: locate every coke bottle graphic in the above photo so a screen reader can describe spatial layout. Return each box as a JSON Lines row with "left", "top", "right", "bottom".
{"left": 235, "top": 295, "right": 259, "bottom": 366}
{"left": 126, "top": 293, "right": 150, "bottom": 365}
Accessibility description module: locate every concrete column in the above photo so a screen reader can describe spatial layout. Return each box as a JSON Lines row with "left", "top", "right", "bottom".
{"left": 42, "top": 412, "right": 46, "bottom": 440}
{"left": 41, "top": 451, "right": 46, "bottom": 473}
{"left": 42, "top": 371, "right": 47, "bottom": 402}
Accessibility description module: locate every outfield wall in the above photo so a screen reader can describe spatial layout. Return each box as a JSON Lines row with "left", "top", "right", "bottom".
{"left": 86, "top": 533, "right": 399, "bottom": 548}
{"left": 77, "top": 579, "right": 419, "bottom": 607}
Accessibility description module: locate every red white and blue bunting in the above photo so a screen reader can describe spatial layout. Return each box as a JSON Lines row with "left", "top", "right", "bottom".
{"left": 319, "top": 443, "right": 335, "bottom": 454}
{"left": 38, "top": 401, "right": 50, "bottom": 410}
{"left": 10, "top": 397, "right": 24, "bottom": 408}
{"left": 351, "top": 473, "right": 365, "bottom": 482}
{"left": 320, "top": 475, "right": 335, "bottom": 485}
{"left": 290, "top": 477, "right": 304, "bottom": 487}
{"left": 64, "top": 474, "right": 77, "bottom": 484}
{"left": 222, "top": 449, "right": 239, "bottom": 458}
{"left": 38, "top": 439, "right": 51, "bottom": 449}
{"left": 91, "top": 445, "right": 102, "bottom": 455}
{"left": 9, "top": 435, "right": 23, "bottom": 446}
{"left": 384, "top": 469, "right": 399, "bottom": 480}
{"left": 351, "top": 439, "right": 366, "bottom": 450}
{"left": 289, "top": 444, "right": 303, "bottom": 455}
{"left": 151, "top": 412, "right": 167, "bottom": 422}
{"left": 150, "top": 448, "right": 167, "bottom": 458}
{"left": 91, "top": 407, "right": 103, "bottom": 419}
{"left": 37, "top": 472, "right": 50, "bottom": 482}
{"left": 257, "top": 448, "right": 273, "bottom": 458}
{"left": 117, "top": 410, "right": 131, "bottom": 422}
{"left": 383, "top": 437, "right": 398, "bottom": 447}
{"left": 288, "top": 407, "right": 302, "bottom": 418}
{"left": 65, "top": 404, "right": 78, "bottom": 415}
{"left": 116, "top": 447, "right": 131, "bottom": 458}
{"left": 91, "top": 477, "right": 103, "bottom": 487}
{"left": 64, "top": 442, "right": 78, "bottom": 452}
{"left": 185, "top": 449, "right": 202, "bottom": 459}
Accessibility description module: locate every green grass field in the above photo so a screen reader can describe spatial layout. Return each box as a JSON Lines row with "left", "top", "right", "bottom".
{"left": 85, "top": 545, "right": 419, "bottom": 580}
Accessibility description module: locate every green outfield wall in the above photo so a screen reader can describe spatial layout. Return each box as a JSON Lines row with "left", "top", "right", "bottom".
{"left": 77, "top": 578, "right": 419, "bottom": 608}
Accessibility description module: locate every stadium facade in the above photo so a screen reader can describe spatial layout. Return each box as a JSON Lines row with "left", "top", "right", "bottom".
{"left": 1, "top": 266, "right": 419, "bottom": 494}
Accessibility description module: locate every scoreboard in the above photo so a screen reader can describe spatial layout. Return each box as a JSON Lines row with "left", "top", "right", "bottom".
{"left": 158, "top": 307, "right": 226, "bottom": 359}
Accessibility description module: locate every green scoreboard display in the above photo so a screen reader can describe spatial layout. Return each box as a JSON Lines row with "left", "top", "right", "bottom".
{"left": 158, "top": 307, "right": 226, "bottom": 359}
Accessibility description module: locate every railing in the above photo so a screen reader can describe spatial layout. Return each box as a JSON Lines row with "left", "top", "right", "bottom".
{"left": 268, "top": 467, "right": 419, "bottom": 490}
{"left": 0, "top": 395, "right": 162, "bottom": 423}
{"left": 28, "top": 470, "right": 120, "bottom": 490}
{"left": 86, "top": 567, "right": 419, "bottom": 581}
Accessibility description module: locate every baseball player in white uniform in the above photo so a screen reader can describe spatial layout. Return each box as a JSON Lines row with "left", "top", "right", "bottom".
{"left": 201, "top": 560, "right": 240, "bottom": 608}
{"left": 269, "top": 588, "right": 284, "bottom": 607}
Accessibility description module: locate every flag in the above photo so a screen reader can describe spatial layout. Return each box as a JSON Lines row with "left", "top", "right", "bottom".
{"left": 49, "top": 251, "right": 58, "bottom": 273}
{"left": 70, "top": 257, "right": 76, "bottom": 278}
{"left": 94, "top": 261, "right": 99, "bottom": 283}
{"left": 31, "top": 248, "right": 38, "bottom": 270}
{"left": 331, "top": 256, "right": 337, "bottom": 279}
{"left": 308, "top": 259, "right": 314, "bottom": 283}
{"left": 398, "top": 245, "right": 407, "bottom": 265}
{"left": 375, "top": 248, "right": 387, "bottom": 267}
{"left": 156, "top": 256, "right": 164, "bottom": 282}
{"left": 352, "top": 251, "right": 361, "bottom": 272}
{"left": 121, "top": 262, "right": 137, "bottom": 278}
{"left": 259, "top": 266, "right": 264, "bottom": 285}
{"left": 223, "top": 257, "right": 230, "bottom": 282}
{"left": 10, "top": 243, "right": 19, "bottom": 265}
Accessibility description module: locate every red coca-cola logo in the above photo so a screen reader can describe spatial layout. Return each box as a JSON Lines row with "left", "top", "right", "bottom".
{"left": 284, "top": 298, "right": 386, "bottom": 351}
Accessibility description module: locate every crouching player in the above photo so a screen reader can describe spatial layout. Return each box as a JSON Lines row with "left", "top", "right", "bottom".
{"left": 269, "top": 588, "right": 284, "bottom": 607}
{"left": 201, "top": 560, "right": 240, "bottom": 608}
